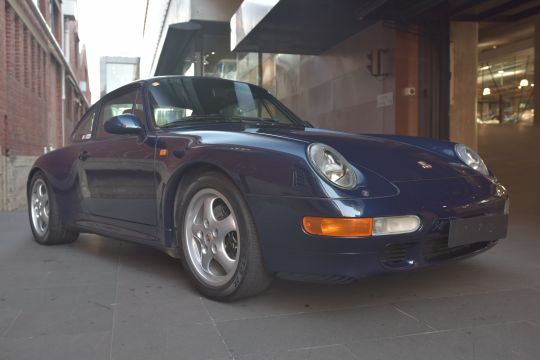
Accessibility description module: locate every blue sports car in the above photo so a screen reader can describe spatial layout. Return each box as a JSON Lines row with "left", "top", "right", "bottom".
{"left": 27, "top": 76, "right": 509, "bottom": 300}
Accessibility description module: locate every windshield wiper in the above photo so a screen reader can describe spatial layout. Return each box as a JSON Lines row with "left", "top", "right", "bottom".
{"left": 160, "top": 114, "right": 233, "bottom": 128}
{"left": 226, "top": 116, "right": 278, "bottom": 123}
{"left": 226, "top": 116, "right": 304, "bottom": 128}
{"left": 160, "top": 114, "right": 300, "bottom": 128}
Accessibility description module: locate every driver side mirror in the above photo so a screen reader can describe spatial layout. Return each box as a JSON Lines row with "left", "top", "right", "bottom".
{"left": 104, "top": 114, "right": 146, "bottom": 137}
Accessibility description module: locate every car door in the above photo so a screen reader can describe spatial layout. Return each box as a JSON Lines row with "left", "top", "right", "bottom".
{"left": 48, "top": 104, "right": 99, "bottom": 226}
{"left": 77, "top": 85, "right": 158, "bottom": 228}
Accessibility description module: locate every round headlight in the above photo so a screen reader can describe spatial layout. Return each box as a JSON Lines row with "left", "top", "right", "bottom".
{"left": 307, "top": 143, "right": 357, "bottom": 189}
{"left": 455, "top": 144, "right": 489, "bottom": 176}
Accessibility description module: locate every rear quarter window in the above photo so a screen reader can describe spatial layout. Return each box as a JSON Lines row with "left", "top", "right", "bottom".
{"left": 71, "top": 108, "right": 96, "bottom": 143}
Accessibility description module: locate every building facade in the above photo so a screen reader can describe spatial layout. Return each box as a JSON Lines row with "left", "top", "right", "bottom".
{"left": 0, "top": 0, "right": 90, "bottom": 211}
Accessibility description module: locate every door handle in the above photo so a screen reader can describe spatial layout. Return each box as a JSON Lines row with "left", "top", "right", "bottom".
{"left": 78, "top": 150, "right": 89, "bottom": 161}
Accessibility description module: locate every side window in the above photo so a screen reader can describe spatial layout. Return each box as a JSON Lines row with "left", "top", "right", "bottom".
{"left": 148, "top": 81, "right": 193, "bottom": 127}
{"left": 71, "top": 108, "right": 96, "bottom": 143}
{"left": 95, "top": 88, "right": 142, "bottom": 139}
{"left": 127, "top": 88, "right": 146, "bottom": 123}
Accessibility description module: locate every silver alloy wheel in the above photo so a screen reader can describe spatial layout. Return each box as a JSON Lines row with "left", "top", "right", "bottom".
{"left": 30, "top": 179, "right": 50, "bottom": 237}
{"left": 184, "top": 188, "right": 240, "bottom": 287}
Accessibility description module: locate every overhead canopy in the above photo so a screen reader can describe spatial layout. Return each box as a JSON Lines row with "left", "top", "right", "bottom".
{"left": 154, "top": 21, "right": 230, "bottom": 76}
{"left": 231, "top": 0, "right": 540, "bottom": 55}
{"left": 230, "top": 0, "right": 448, "bottom": 55}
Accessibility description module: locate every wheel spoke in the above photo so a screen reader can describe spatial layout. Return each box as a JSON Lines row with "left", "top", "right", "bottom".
{"left": 214, "top": 245, "right": 236, "bottom": 273}
{"left": 215, "top": 214, "right": 236, "bottom": 238}
{"left": 191, "top": 223, "right": 204, "bottom": 245}
{"left": 42, "top": 203, "right": 50, "bottom": 222}
{"left": 37, "top": 216, "right": 45, "bottom": 231}
{"left": 200, "top": 248, "right": 213, "bottom": 272}
{"left": 35, "top": 190, "right": 42, "bottom": 203}
{"left": 39, "top": 184, "right": 46, "bottom": 197}
{"left": 203, "top": 197, "right": 217, "bottom": 225}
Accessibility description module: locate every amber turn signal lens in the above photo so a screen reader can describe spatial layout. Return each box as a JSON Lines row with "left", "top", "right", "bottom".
{"left": 302, "top": 217, "right": 373, "bottom": 237}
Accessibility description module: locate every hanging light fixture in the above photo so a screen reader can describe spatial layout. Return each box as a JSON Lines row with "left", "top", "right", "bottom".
{"left": 519, "top": 78, "right": 529, "bottom": 87}
{"left": 483, "top": 87, "right": 491, "bottom": 96}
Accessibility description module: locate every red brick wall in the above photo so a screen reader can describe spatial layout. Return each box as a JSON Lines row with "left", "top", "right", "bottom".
{"left": 0, "top": 0, "right": 6, "bottom": 155}
{"left": 1, "top": 0, "right": 90, "bottom": 210}
{"left": 1, "top": 0, "right": 89, "bottom": 157}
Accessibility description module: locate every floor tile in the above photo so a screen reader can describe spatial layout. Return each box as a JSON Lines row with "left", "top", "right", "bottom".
{"left": 0, "top": 308, "right": 21, "bottom": 337}
{"left": 216, "top": 304, "right": 429, "bottom": 356}
{"left": 0, "top": 331, "right": 111, "bottom": 360}
{"left": 4, "top": 301, "right": 114, "bottom": 338}
{"left": 111, "top": 322, "right": 230, "bottom": 360}
{"left": 236, "top": 344, "right": 358, "bottom": 360}
{"left": 347, "top": 321, "right": 540, "bottom": 360}
{"left": 394, "top": 288, "right": 540, "bottom": 330}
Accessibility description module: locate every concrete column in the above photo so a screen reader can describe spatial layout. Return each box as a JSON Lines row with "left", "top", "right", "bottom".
{"left": 449, "top": 22, "right": 478, "bottom": 149}
{"left": 534, "top": 19, "right": 540, "bottom": 125}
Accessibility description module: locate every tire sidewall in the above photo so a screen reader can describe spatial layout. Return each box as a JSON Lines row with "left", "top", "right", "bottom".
{"left": 175, "top": 172, "right": 253, "bottom": 299}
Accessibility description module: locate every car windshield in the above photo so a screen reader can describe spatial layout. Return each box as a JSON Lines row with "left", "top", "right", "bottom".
{"left": 147, "top": 77, "right": 304, "bottom": 128}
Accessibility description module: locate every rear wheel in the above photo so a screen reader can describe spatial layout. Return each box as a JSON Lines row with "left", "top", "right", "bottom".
{"left": 28, "top": 172, "right": 79, "bottom": 245}
{"left": 176, "top": 171, "right": 271, "bottom": 301}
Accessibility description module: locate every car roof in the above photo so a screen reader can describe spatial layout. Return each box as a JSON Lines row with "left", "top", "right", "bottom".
{"left": 136, "top": 75, "right": 257, "bottom": 90}
{"left": 144, "top": 76, "right": 264, "bottom": 93}
{"left": 99, "top": 76, "right": 265, "bottom": 104}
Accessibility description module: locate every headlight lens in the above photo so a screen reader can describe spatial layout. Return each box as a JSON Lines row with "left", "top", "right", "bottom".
{"left": 372, "top": 215, "right": 421, "bottom": 235}
{"left": 307, "top": 143, "right": 357, "bottom": 189}
{"left": 455, "top": 144, "right": 489, "bottom": 176}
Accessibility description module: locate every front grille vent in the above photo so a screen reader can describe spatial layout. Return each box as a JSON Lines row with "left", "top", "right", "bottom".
{"left": 277, "top": 272, "right": 355, "bottom": 284}
{"left": 381, "top": 243, "right": 415, "bottom": 268}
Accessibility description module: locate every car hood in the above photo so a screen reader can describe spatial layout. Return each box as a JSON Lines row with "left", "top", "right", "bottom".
{"left": 242, "top": 126, "right": 476, "bottom": 182}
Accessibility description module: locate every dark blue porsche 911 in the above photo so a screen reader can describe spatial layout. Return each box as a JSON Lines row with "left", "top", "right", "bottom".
{"left": 27, "top": 76, "right": 509, "bottom": 300}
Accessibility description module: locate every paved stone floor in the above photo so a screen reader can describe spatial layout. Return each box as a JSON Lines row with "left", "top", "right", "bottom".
{"left": 1, "top": 124, "right": 540, "bottom": 360}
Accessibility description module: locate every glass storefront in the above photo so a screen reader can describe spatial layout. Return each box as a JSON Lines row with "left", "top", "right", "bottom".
{"left": 200, "top": 34, "right": 260, "bottom": 85}
{"left": 196, "top": 32, "right": 302, "bottom": 102}
{"left": 477, "top": 52, "right": 535, "bottom": 125}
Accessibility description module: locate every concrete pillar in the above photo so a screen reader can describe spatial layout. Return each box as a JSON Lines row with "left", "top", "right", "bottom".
{"left": 449, "top": 22, "right": 478, "bottom": 149}
{"left": 394, "top": 27, "right": 419, "bottom": 136}
{"left": 534, "top": 20, "right": 540, "bottom": 125}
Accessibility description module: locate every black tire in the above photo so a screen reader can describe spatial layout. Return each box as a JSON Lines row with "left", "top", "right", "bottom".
{"left": 28, "top": 171, "right": 79, "bottom": 245}
{"left": 175, "top": 171, "right": 272, "bottom": 301}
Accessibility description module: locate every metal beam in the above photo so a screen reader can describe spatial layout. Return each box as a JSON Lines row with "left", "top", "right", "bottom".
{"left": 479, "top": 38, "right": 534, "bottom": 64}
{"left": 471, "top": 0, "right": 529, "bottom": 20}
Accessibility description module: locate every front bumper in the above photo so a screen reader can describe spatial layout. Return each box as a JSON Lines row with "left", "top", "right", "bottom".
{"left": 246, "top": 175, "right": 508, "bottom": 282}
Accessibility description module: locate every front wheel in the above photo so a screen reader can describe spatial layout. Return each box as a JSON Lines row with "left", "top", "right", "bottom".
{"left": 28, "top": 172, "right": 79, "bottom": 245}
{"left": 176, "top": 171, "right": 271, "bottom": 301}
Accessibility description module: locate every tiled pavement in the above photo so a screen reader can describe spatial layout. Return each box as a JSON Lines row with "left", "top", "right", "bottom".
{"left": 1, "top": 124, "right": 539, "bottom": 360}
